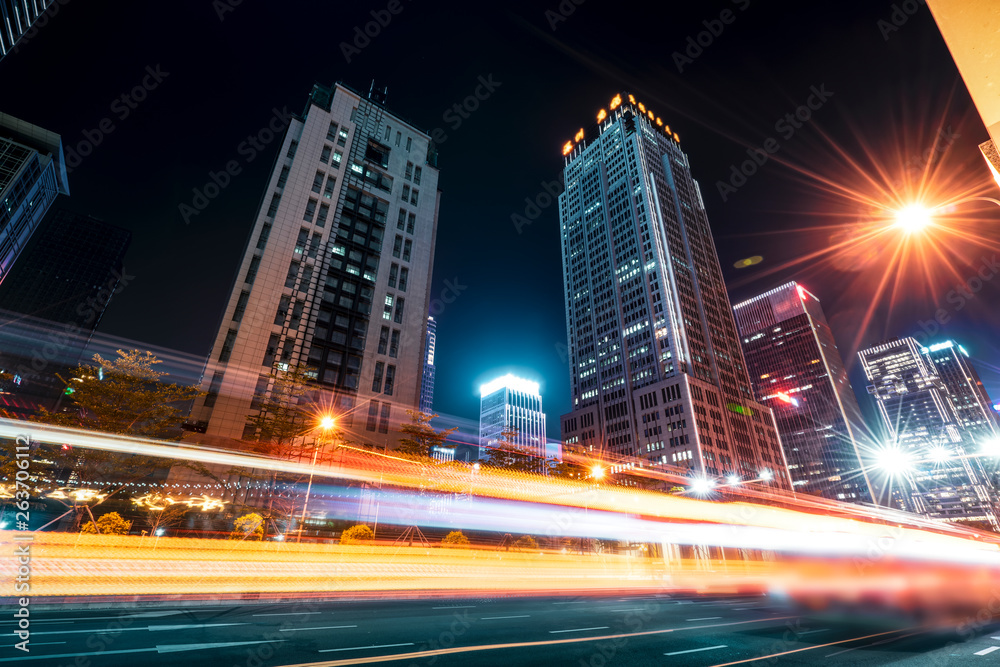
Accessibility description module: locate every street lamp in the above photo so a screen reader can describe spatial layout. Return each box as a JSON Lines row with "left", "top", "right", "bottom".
{"left": 590, "top": 464, "right": 606, "bottom": 481}
{"left": 689, "top": 476, "right": 715, "bottom": 496}
{"left": 894, "top": 204, "right": 933, "bottom": 233}
{"left": 759, "top": 469, "right": 774, "bottom": 483}
{"left": 297, "top": 415, "right": 336, "bottom": 543}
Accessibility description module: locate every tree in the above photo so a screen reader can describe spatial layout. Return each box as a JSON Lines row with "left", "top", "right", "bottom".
{"left": 141, "top": 503, "right": 189, "bottom": 536}
{"left": 397, "top": 410, "right": 456, "bottom": 459}
{"left": 548, "top": 454, "right": 591, "bottom": 480}
{"left": 230, "top": 513, "right": 265, "bottom": 541}
{"left": 80, "top": 512, "right": 131, "bottom": 535}
{"left": 34, "top": 349, "right": 202, "bottom": 438}
{"left": 482, "top": 428, "right": 537, "bottom": 472}
{"left": 441, "top": 530, "right": 470, "bottom": 546}
{"left": 340, "top": 524, "right": 374, "bottom": 544}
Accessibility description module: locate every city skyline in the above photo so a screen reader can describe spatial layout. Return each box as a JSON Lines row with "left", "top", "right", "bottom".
{"left": 1, "top": 2, "right": 998, "bottom": 442}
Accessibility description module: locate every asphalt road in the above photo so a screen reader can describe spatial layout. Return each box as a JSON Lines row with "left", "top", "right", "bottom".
{"left": 3, "top": 593, "right": 1000, "bottom": 666}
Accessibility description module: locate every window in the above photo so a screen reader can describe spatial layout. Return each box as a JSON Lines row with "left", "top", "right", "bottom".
{"left": 204, "top": 371, "right": 225, "bottom": 408}
{"left": 327, "top": 121, "right": 339, "bottom": 141}
{"left": 280, "top": 338, "right": 295, "bottom": 362}
{"left": 295, "top": 228, "right": 309, "bottom": 253}
{"left": 378, "top": 326, "right": 389, "bottom": 354}
{"left": 383, "top": 293, "right": 394, "bottom": 320}
{"left": 320, "top": 145, "right": 332, "bottom": 163}
{"left": 392, "top": 235, "right": 402, "bottom": 258}
{"left": 262, "top": 334, "right": 280, "bottom": 368}
{"left": 402, "top": 239, "right": 412, "bottom": 262}
{"left": 397, "top": 208, "right": 406, "bottom": 230}
{"left": 303, "top": 199, "right": 317, "bottom": 223}
{"left": 384, "top": 365, "right": 396, "bottom": 395}
{"left": 277, "top": 165, "right": 290, "bottom": 188}
{"left": 245, "top": 256, "right": 261, "bottom": 284}
{"left": 323, "top": 176, "right": 336, "bottom": 199}
{"left": 285, "top": 261, "right": 300, "bottom": 288}
{"left": 410, "top": 188, "right": 419, "bottom": 205}
{"left": 312, "top": 171, "right": 324, "bottom": 194}
{"left": 394, "top": 297, "right": 405, "bottom": 324}
{"left": 388, "top": 263, "right": 398, "bottom": 288}
{"left": 338, "top": 128, "right": 348, "bottom": 147}
{"left": 232, "top": 290, "right": 250, "bottom": 322}
{"left": 372, "top": 362, "right": 385, "bottom": 392}
{"left": 317, "top": 203, "right": 329, "bottom": 227}
{"left": 367, "top": 400, "right": 379, "bottom": 431}
{"left": 384, "top": 125, "right": 391, "bottom": 141}
{"left": 299, "top": 265, "right": 313, "bottom": 292}
{"left": 389, "top": 329, "right": 399, "bottom": 357}
{"left": 406, "top": 136, "right": 412, "bottom": 151}
{"left": 395, "top": 131, "right": 401, "bottom": 147}
{"left": 398, "top": 267, "right": 408, "bottom": 292}
{"left": 219, "top": 329, "right": 238, "bottom": 363}
{"left": 286, "top": 140, "right": 298, "bottom": 158}
{"left": 274, "top": 295, "right": 290, "bottom": 325}
{"left": 308, "top": 233, "right": 321, "bottom": 258}
{"left": 365, "top": 139, "right": 390, "bottom": 169}
{"left": 256, "top": 223, "right": 271, "bottom": 250}
{"left": 413, "top": 166, "right": 422, "bottom": 185}
{"left": 333, "top": 150, "right": 342, "bottom": 164}
{"left": 378, "top": 403, "right": 391, "bottom": 434}
{"left": 267, "top": 194, "right": 281, "bottom": 217}
{"left": 402, "top": 184, "right": 410, "bottom": 201}
{"left": 405, "top": 162, "right": 413, "bottom": 180}
{"left": 290, "top": 300, "right": 304, "bottom": 328}
{"left": 406, "top": 212, "right": 415, "bottom": 234}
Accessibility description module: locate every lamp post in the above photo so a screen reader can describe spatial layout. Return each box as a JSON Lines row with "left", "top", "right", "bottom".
{"left": 297, "top": 415, "right": 335, "bottom": 544}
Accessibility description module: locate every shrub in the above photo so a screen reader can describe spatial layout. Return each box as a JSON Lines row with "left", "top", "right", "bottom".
{"left": 515, "top": 535, "right": 538, "bottom": 550}
{"left": 230, "top": 512, "right": 265, "bottom": 541}
{"left": 442, "top": 530, "right": 470, "bottom": 546}
{"left": 340, "top": 524, "right": 375, "bottom": 544}
{"left": 80, "top": 511, "right": 131, "bottom": 535}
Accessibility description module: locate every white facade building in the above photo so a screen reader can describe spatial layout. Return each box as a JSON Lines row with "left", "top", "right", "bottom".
{"left": 479, "top": 374, "right": 547, "bottom": 464}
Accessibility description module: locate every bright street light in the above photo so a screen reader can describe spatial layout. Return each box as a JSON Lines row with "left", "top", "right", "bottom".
{"left": 319, "top": 415, "right": 336, "bottom": 430}
{"left": 927, "top": 447, "right": 950, "bottom": 465}
{"left": 894, "top": 205, "right": 933, "bottom": 233}
{"left": 590, "top": 464, "right": 606, "bottom": 481}
{"left": 726, "top": 474, "right": 741, "bottom": 486}
{"left": 690, "top": 477, "right": 715, "bottom": 495}
{"left": 759, "top": 469, "right": 774, "bottom": 482}
{"left": 875, "top": 446, "right": 914, "bottom": 475}
{"left": 982, "top": 437, "right": 1000, "bottom": 457}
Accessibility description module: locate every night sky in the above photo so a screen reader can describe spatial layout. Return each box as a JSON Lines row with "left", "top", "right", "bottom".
{"left": 3, "top": 0, "right": 998, "bottom": 439}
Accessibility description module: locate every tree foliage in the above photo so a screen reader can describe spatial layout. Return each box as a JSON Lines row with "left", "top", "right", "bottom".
{"left": 340, "top": 524, "right": 374, "bottom": 544}
{"left": 397, "top": 410, "right": 456, "bottom": 459}
{"left": 482, "top": 428, "right": 538, "bottom": 472}
{"left": 230, "top": 512, "right": 265, "bottom": 541}
{"left": 442, "top": 530, "right": 470, "bottom": 546}
{"left": 33, "top": 349, "right": 202, "bottom": 438}
{"left": 514, "top": 535, "right": 538, "bottom": 550}
{"left": 80, "top": 512, "right": 131, "bottom": 535}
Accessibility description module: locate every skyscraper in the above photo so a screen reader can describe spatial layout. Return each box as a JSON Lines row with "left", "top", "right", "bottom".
{"left": 0, "top": 112, "right": 70, "bottom": 285}
{"left": 924, "top": 340, "right": 999, "bottom": 442}
{"left": 859, "top": 337, "right": 998, "bottom": 528}
{"left": 188, "top": 83, "right": 440, "bottom": 449}
{"left": 733, "top": 282, "right": 873, "bottom": 502}
{"left": 480, "top": 374, "right": 547, "bottom": 465}
{"left": 420, "top": 315, "right": 436, "bottom": 414}
{"left": 558, "top": 92, "right": 790, "bottom": 491}
{"left": 0, "top": 0, "right": 55, "bottom": 61}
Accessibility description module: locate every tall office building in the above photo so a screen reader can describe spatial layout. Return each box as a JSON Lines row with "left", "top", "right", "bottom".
{"left": 925, "top": 340, "right": 999, "bottom": 442}
{"left": 558, "top": 92, "right": 790, "bottom": 490}
{"left": 480, "top": 374, "right": 547, "bottom": 464}
{"left": 859, "top": 337, "right": 998, "bottom": 528}
{"left": 189, "top": 83, "right": 440, "bottom": 449}
{"left": 0, "top": 112, "right": 70, "bottom": 284}
{"left": 420, "top": 315, "right": 436, "bottom": 413}
{"left": 0, "top": 0, "right": 55, "bottom": 61}
{"left": 733, "top": 282, "right": 873, "bottom": 503}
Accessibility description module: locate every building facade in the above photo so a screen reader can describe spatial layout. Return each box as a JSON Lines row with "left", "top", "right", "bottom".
{"left": 0, "top": 0, "right": 55, "bottom": 61}
{"left": 420, "top": 315, "right": 436, "bottom": 414}
{"left": 558, "top": 93, "right": 791, "bottom": 491}
{"left": 188, "top": 83, "right": 440, "bottom": 449}
{"left": 733, "top": 282, "right": 873, "bottom": 502}
{"left": 479, "top": 374, "right": 547, "bottom": 464}
{"left": 0, "top": 112, "right": 70, "bottom": 285}
{"left": 859, "top": 337, "right": 998, "bottom": 528}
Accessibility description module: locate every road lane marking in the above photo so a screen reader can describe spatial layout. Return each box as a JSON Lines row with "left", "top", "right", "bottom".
{"left": 283, "top": 616, "right": 798, "bottom": 666}
{"left": 797, "top": 629, "right": 829, "bottom": 635}
{"left": 480, "top": 615, "right": 531, "bottom": 620}
{"left": 431, "top": 606, "right": 475, "bottom": 609}
{"left": 824, "top": 631, "right": 921, "bottom": 658}
{"left": 975, "top": 647, "right": 1000, "bottom": 656}
{"left": 0, "top": 642, "right": 66, "bottom": 647}
{"left": 702, "top": 628, "right": 919, "bottom": 666}
{"left": 253, "top": 611, "right": 322, "bottom": 617}
{"left": 320, "top": 643, "right": 415, "bottom": 653}
{"left": 552, "top": 601, "right": 588, "bottom": 605}
{"left": 665, "top": 645, "right": 727, "bottom": 656}
{"left": 28, "top": 622, "right": 247, "bottom": 636}
{"left": 610, "top": 609, "right": 644, "bottom": 612}
{"left": 279, "top": 625, "right": 358, "bottom": 632}
{"left": 549, "top": 626, "right": 610, "bottom": 634}
{"left": 686, "top": 617, "right": 722, "bottom": 621}
{"left": 0, "top": 611, "right": 186, "bottom": 624}
{"left": 0, "top": 640, "right": 283, "bottom": 662}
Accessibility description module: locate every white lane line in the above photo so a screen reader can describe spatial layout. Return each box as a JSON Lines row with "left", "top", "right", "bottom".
{"left": 279, "top": 625, "right": 357, "bottom": 632}
{"left": 0, "top": 611, "right": 186, "bottom": 624}
{"left": 549, "top": 626, "right": 610, "bottom": 634}
{"left": 432, "top": 605, "right": 476, "bottom": 609}
{"left": 686, "top": 617, "right": 722, "bottom": 622}
{"left": 610, "top": 608, "right": 644, "bottom": 612}
{"left": 158, "top": 640, "right": 285, "bottom": 653}
{"left": 480, "top": 615, "right": 531, "bottom": 620}
{"left": 798, "top": 628, "right": 829, "bottom": 635}
{"left": 665, "top": 644, "right": 727, "bottom": 656}
{"left": 28, "top": 623, "right": 248, "bottom": 637}
{"left": 975, "top": 646, "right": 1000, "bottom": 656}
{"left": 0, "top": 640, "right": 282, "bottom": 662}
{"left": 253, "top": 611, "right": 322, "bottom": 617}
{"left": 319, "top": 643, "right": 415, "bottom": 653}
{"left": 1, "top": 641, "right": 66, "bottom": 647}
{"left": 552, "top": 601, "right": 588, "bottom": 605}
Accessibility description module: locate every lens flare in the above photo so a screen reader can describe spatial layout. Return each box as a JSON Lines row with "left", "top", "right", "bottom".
{"left": 894, "top": 204, "right": 934, "bottom": 233}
